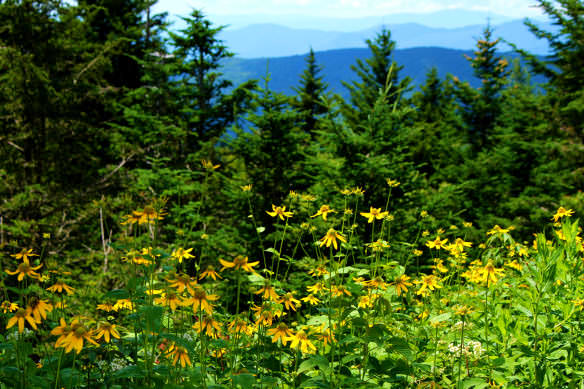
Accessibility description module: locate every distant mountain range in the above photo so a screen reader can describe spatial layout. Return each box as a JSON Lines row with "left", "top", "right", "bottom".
{"left": 221, "top": 47, "right": 542, "bottom": 100}
{"left": 218, "top": 20, "right": 553, "bottom": 58}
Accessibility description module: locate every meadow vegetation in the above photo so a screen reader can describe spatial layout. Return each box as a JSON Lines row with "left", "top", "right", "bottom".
{"left": 2, "top": 0, "right": 584, "bottom": 387}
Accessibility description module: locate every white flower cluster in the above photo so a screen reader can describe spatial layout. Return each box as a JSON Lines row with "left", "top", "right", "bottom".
{"left": 6, "top": 328, "right": 34, "bottom": 341}
{"left": 96, "top": 357, "right": 130, "bottom": 373}
{"left": 448, "top": 340, "right": 484, "bottom": 359}
{"left": 454, "top": 321, "right": 474, "bottom": 330}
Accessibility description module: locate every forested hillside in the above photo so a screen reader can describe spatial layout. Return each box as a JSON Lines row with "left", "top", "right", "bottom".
{"left": 1, "top": 0, "right": 584, "bottom": 388}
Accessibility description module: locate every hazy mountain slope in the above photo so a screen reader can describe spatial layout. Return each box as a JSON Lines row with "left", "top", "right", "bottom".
{"left": 218, "top": 20, "right": 552, "bottom": 58}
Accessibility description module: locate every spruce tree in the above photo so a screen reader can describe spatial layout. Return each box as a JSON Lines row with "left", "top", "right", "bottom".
{"left": 454, "top": 25, "right": 509, "bottom": 152}
{"left": 292, "top": 48, "right": 329, "bottom": 138}
{"left": 341, "top": 28, "right": 411, "bottom": 129}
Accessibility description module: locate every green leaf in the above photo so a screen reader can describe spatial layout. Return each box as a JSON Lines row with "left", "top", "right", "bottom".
{"left": 232, "top": 373, "right": 256, "bottom": 388}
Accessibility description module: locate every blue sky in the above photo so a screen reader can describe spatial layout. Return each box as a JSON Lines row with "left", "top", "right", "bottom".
{"left": 152, "top": 0, "right": 544, "bottom": 19}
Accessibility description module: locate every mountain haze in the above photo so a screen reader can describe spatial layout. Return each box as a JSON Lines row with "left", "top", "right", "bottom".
{"left": 218, "top": 20, "right": 552, "bottom": 58}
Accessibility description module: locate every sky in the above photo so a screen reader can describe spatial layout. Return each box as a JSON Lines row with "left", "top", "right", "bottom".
{"left": 152, "top": 0, "right": 544, "bottom": 20}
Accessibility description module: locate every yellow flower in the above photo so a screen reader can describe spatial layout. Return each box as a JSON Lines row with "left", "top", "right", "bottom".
{"left": 154, "top": 292, "right": 183, "bottom": 311}
{"left": 454, "top": 305, "right": 473, "bottom": 317}
{"left": 307, "top": 265, "right": 328, "bottom": 277}
{"left": 280, "top": 292, "right": 301, "bottom": 311}
{"left": 340, "top": 188, "right": 352, "bottom": 196}
{"left": 386, "top": 178, "right": 400, "bottom": 187}
{"left": 5, "top": 262, "right": 43, "bottom": 281}
{"left": 240, "top": 184, "right": 252, "bottom": 192}
{"left": 219, "top": 256, "right": 260, "bottom": 273}
{"left": 266, "top": 322, "right": 294, "bottom": 345}
{"left": 286, "top": 330, "right": 317, "bottom": 354}
{"left": 171, "top": 247, "right": 195, "bottom": 264}
{"left": 463, "top": 221, "right": 473, "bottom": 228}
{"left": 192, "top": 315, "right": 222, "bottom": 338}
{"left": 6, "top": 308, "right": 38, "bottom": 333}
{"left": 53, "top": 319, "right": 99, "bottom": 354}
{"left": 185, "top": 287, "right": 219, "bottom": 315}
{"left": 391, "top": 275, "right": 413, "bottom": 296}
{"left": 1, "top": 301, "right": 19, "bottom": 313}
{"left": 487, "top": 225, "right": 510, "bottom": 235}
{"left": 480, "top": 260, "right": 504, "bottom": 285}
{"left": 331, "top": 284, "right": 351, "bottom": 297}
{"left": 96, "top": 303, "right": 115, "bottom": 312}
{"left": 426, "top": 236, "right": 448, "bottom": 250}
{"left": 505, "top": 260, "right": 523, "bottom": 271}
{"left": 166, "top": 344, "right": 192, "bottom": 367}
{"left": 95, "top": 322, "right": 121, "bottom": 343}
{"left": 360, "top": 207, "right": 388, "bottom": 223}
{"left": 319, "top": 228, "right": 346, "bottom": 250}
{"left": 301, "top": 294, "right": 321, "bottom": 306}
{"left": 420, "top": 210, "right": 428, "bottom": 218}
{"left": 307, "top": 282, "right": 325, "bottom": 295}
{"left": 201, "top": 159, "right": 220, "bottom": 171}
{"left": 311, "top": 204, "right": 336, "bottom": 221}
{"left": 358, "top": 294, "right": 379, "bottom": 308}
{"left": 433, "top": 259, "right": 449, "bottom": 273}
{"left": 46, "top": 281, "right": 75, "bottom": 295}
{"left": 28, "top": 298, "right": 53, "bottom": 323}
{"left": 199, "top": 265, "right": 222, "bottom": 281}
{"left": 415, "top": 275, "right": 442, "bottom": 296}
{"left": 351, "top": 187, "right": 365, "bottom": 195}
{"left": 367, "top": 239, "right": 390, "bottom": 253}
{"left": 413, "top": 249, "right": 423, "bottom": 256}
{"left": 11, "top": 248, "right": 38, "bottom": 264}
{"left": 266, "top": 204, "right": 293, "bottom": 220}
{"left": 166, "top": 273, "right": 197, "bottom": 295}
{"left": 228, "top": 317, "right": 254, "bottom": 336}
{"left": 255, "top": 281, "right": 279, "bottom": 302}
{"left": 113, "top": 299, "right": 134, "bottom": 311}
{"left": 553, "top": 207, "right": 574, "bottom": 223}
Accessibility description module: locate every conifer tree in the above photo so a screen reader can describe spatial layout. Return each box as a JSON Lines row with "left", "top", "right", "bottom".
{"left": 341, "top": 28, "right": 411, "bottom": 129}
{"left": 169, "top": 10, "right": 255, "bottom": 154}
{"left": 454, "top": 25, "right": 509, "bottom": 152}
{"left": 292, "top": 48, "right": 329, "bottom": 137}
{"left": 514, "top": 0, "right": 584, "bottom": 137}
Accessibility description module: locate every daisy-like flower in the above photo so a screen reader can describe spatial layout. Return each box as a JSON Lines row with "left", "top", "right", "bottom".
{"left": 280, "top": 292, "right": 301, "bottom": 311}
{"left": 358, "top": 294, "right": 379, "bottom": 308}
{"left": 286, "top": 330, "right": 317, "bottom": 354}
{"left": 228, "top": 317, "right": 255, "bottom": 336}
{"left": 199, "top": 265, "right": 222, "bottom": 281}
{"left": 306, "top": 282, "right": 325, "bottom": 295}
{"left": 360, "top": 207, "right": 388, "bottom": 223}
{"left": 487, "top": 225, "right": 510, "bottom": 236}
{"left": 386, "top": 178, "right": 400, "bottom": 187}
{"left": 331, "top": 284, "right": 352, "bottom": 297}
{"left": 185, "top": 286, "right": 219, "bottom": 315}
{"left": 154, "top": 292, "right": 183, "bottom": 311}
{"left": 454, "top": 305, "right": 473, "bottom": 317}
{"left": 367, "top": 239, "right": 391, "bottom": 253}
{"left": 113, "top": 299, "right": 134, "bottom": 312}
{"left": 11, "top": 248, "right": 38, "bottom": 264}
{"left": 553, "top": 207, "right": 575, "bottom": 223}
{"left": 311, "top": 205, "right": 336, "bottom": 221}
{"left": 480, "top": 260, "right": 504, "bottom": 286}
{"left": 266, "top": 204, "right": 293, "bottom": 220}
{"left": 28, "top": 298, "right": 53, "bottom": 323}
{"left": 426, "top": 236, "right": 448, "bottom": 250}
{"left": 192, "top": 315, "right": 222, "bottom": 338}
{"left": 5, "top": 262, "right": 43, "bottom": 281}
{"left": 391, "top": 274, "right": 413, "bottom": 296}
{"left": 46, "top": 281, "right": 75, "bottom": 295}
{"left": 53, "top": 319, "right": 99, "bottom": 354}
{"left": 95, "top": 322, "right": 121, "bottom": 343}
{"left": 166, "top": 273, "right": 197, "bottom": 295}
{"left": 136, "top": 206, "right": 166, "bottom": 224}
{"left": 219, "top": 256, "right": 259, "bottom": 273}
{"left": 121, "top": 211, "right": 142, "bottom": 225}
{"left": 415, "top": 275, "right": 442, "bottom": 297}
{"left": 1, "top": 301, "right": 19, "bottom": 313}
{"left": 240, "top": 184, "right": 252, "bottom": 192}
{"left": 314, "top": 326, "right": 336, "bottom": 347}
{"left": 301, "top": 294, "right": 321, "bottom": 306}
{"left": 308, "top": 265, "right": 329, "bottom": 277}
{"left": 6, "top": 308, "right": 38, "bottom": 333}
{"left": 319, "top": 228, "right": 346, "bottom": 250}
{"left": 96, "top": 303, "right": 115, "bottom": 312}
{"left": 171, "top": 247, "right": 195, "bottom": 264}
{"left": 201, "top": 159, "right": 220, "bottom": 171}
{"left": 266, "top": 322, "right": 294, "bottom": 345}
{"left": 255, "top": 281, "right": 279, "bottom": 302}
{"left": 363, "top": 277, "right": 388, "bottom": 291}
{"left": 351, "top": 187, "right": 365, "bottom": 195}
{"left": 166, "top": 344, "right": 192, "bottom": 367}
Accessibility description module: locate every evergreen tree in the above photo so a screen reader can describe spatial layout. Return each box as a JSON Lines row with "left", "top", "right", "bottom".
{"left": 169, "top": 10, "right": 255, "bottom": 154}
{"left": 454, "top": 25, "right": 509, "bottom": 152}
{"left": 514, "top": 0, "right": 584, "bottom": 138}
{"left": 292, "top": 48, "right": 329, "bottom": 138}
{"left": 341, "top": 28, "right": 411, "bottom": 129}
